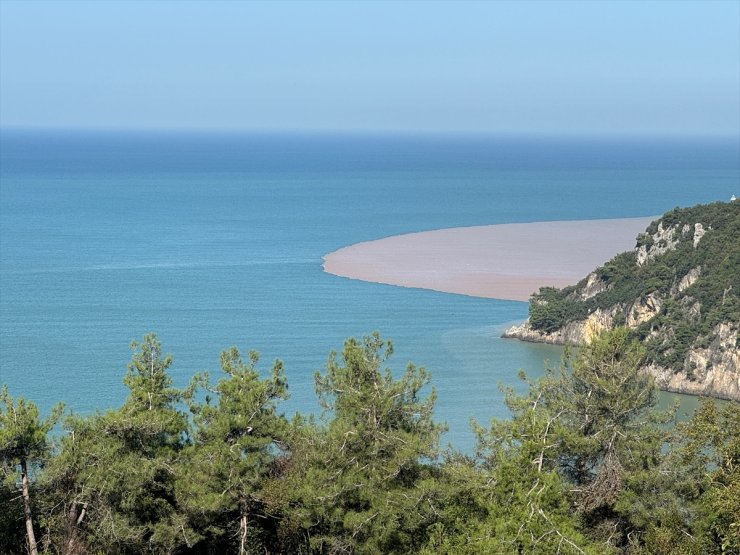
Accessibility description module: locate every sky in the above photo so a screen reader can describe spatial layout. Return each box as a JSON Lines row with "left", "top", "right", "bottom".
{"left": 0, "top": 0, "right": 738, "bottom": 135}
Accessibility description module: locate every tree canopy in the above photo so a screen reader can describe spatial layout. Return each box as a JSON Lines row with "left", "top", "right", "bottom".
{"left": 1, "top": 330, "right": 737, "bottom": 554}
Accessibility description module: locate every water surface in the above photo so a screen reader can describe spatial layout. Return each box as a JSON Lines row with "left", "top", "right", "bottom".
{"left": 1, "top": 131, "right": 737, "bottom": 449}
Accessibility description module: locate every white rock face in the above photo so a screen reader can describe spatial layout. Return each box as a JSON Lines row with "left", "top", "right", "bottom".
{"left": 626, "top": 293, "right": 662, "bottom": 327}
{"left": 636, "top": 222, "right": 681, "bottom": 266}
{"left": 636, "top": 246, "right": 648, "bottom": 266}
{"left": 644, "top": 323, "right": 739, "bottom": 400}
{"left": 578, "top": 273, "right": 610, "bottom": 301}
{"left": 693, "top": 223, "right": 707, "bottom": 247}
{"left": 675, "top": 267, "right": 701, "bottom": 294}
{"left": 505, "top": 319, "right": 740, "bottom": 400}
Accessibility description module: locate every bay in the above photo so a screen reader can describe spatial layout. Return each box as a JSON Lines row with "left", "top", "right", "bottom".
{"left": 1, "top": 130, "right": 737, "bottom": 450}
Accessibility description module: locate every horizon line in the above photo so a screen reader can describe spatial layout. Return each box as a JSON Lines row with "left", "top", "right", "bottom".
{"left": 1, "top": 125, "right": 739, "bottom": 141}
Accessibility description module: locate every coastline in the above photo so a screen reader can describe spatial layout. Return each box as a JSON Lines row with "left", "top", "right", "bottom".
{"left": 323, "top": 217, "right": 655, "bottom": 302}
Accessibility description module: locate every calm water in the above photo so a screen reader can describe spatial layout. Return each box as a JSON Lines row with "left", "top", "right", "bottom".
{"left": 1, "top": 131, "right": 738, "bottom": 450}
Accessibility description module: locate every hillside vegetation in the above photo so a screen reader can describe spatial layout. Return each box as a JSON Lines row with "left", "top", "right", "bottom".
{"left": 508, "top": 201, "right": 739, "bottom": 399}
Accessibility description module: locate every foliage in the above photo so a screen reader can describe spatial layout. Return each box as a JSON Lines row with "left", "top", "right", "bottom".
{"left": 666, "top": 399, "right": 740, "bottom": 554}
{"left": 553, "top": 330, "right": 673, "bottom": 551}
{"left": 0, "top": 387, "right": 63, "bottom": 470}
{"left": 177, "top": 347, "right": 290, "bottom": 553}
{"left": 527, "top": 201, "right": 740, "bottom": 375}
{"left": 2, "top": 330, "right": 738, "bottom": 554}
{"left": 528, "top": 286, "right": 574, "bottom": 333}
{"left": 0, "top": 387, "right": 63, "bottom": 554}
{"left": 423, "top": 329, "right": 674, "bottom": 554}
{"left": 281, "top": 332, "right": 445, "bottom": 554}
{"left": 38, "top": 334, "right": 191, "bottom": 554}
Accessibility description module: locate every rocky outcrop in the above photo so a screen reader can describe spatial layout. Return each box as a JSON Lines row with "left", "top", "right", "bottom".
{"left": 577, "top": 273, "right": 610, "bottom": 301}
{"left": 503, "top": 294, "right": 664, "bottom": 346}
{"left": 693, "top": 223, "right": 707, "bottom": 248}
{"left": 625, "top": 293, "right": 662, "bottom": 327}
{"left": 636, "top": 222, "right": 683, "bottom": 266}
{"left": 504, "top": 318, "right": 739, "bottom": 400}
{"left": 502, "top": 307, "right": 618, "bottom": 345}
{"left": 674, "top": 267, "right": 701, "bottom": 295}
{"left": 645, "top": 323, "right": 739, "bottom": 400}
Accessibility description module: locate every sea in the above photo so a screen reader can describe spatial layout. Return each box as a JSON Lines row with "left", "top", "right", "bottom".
{"left": 1, "top": 130, "right": 738, "bottom": 451}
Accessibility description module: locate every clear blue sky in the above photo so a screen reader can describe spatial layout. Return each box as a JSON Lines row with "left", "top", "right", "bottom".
{"left": 1, "top": 0, "right": 738, "bottom": 135}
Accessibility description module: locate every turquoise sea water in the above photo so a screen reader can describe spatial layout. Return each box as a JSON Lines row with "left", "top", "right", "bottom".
{"left": 1, "top": 131, "right": 738, "bottom": 450}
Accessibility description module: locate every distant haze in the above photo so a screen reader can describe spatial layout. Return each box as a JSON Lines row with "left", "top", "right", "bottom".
{"left": 1, "top": 0, "right": 738, "bottom": 135}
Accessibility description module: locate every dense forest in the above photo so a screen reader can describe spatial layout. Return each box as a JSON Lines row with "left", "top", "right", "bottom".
{"left": 1, "top": 330, "right": 738, "bottom": 554}
{"left": 526, "top": 201, "right": 738, "bottom": 380}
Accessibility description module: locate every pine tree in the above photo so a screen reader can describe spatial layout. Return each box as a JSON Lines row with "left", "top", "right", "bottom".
{"left": 40, "top": 334, "right": 191, "bottom": 553}
{"left": 431, "top": 328, "right": 671, "bottom": 554}
{"left": 178, "top": 347, "right": 289, "bottom": 554}
{"left": 0, "top": 386, "right": 62, "bottom": 554}
{"left": 665, "top": 399, "right": 740, "bottom": 554}
{"left": 284, "top": 333, "right": 445, "bottom": 554}
{"left": 425, "top": 369, "right": 602, "bottom": 555}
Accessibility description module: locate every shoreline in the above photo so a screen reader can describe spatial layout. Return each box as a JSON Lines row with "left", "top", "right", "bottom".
{"left": 323, "top": 217, "right": 655, "bottom": 302}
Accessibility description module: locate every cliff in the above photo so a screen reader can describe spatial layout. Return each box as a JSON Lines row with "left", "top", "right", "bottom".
{"left": 502, "top": 201, "right": 740, "bottom": 400}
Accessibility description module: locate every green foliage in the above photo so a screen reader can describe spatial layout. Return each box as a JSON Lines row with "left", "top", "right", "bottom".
{"left": 450, "top": 329, "right": 672, "bottom": 553}
{"left": 0, "top": 387, "right": 63, "bottom": 469}
{"left": 554, "top": 330, "right": 673, "bottom": 551}
{"left": 0, "top": 387, "right": 63, "bottom": 554}
{"left": 3, "top": 330, "right": 737, "bottom": 554}
{"left": 668, "top": 399, "right": 740, "bottom": 554}
{"left": 39, "top": 334, "right": 191, "bottom": 554}
{"left": 0, "top": 480, "right": 26, "bottom": 553}
{"left": 282, "top": 332, "right": 445, "bottom": 554}
{"left": 177, "top": 347, "right": 290, "bottom": 553}
{"left": 529, "top": 287, "right": 570, "bottom": 332}
{"left": 526, "top": 201, "right": 740, "bottom": 376}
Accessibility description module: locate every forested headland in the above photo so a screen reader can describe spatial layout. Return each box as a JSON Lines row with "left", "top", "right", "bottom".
{"left": 1, "top": 330, "right": 738, "bottom": 554}
{"left": 504, "top": 201, "right": 739, "bottom": 400}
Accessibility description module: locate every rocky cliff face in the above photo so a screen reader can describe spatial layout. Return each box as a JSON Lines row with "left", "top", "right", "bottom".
{"left": 636, "top": 221, "right": 683, "bottom": 265}
{"left": 645, "top": 323, "right": 739, "bottom": 400}
{"left": 502, "top": 306, "right": 617, "bottom": 345}
{"left": 503, "top": 202, "right": 739, "bottom": 401}
{"left": 503, "top": 318, "right": 739, "bottom": 400}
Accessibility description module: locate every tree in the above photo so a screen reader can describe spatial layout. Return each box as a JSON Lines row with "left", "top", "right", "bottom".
{"left": 178, "top": 347, "right": 289, "bottom": 554}
{"left": 550, "top": 329, "right": 672, "bottom": 549}
{"left": 7, "top": 329, "right": 732, "bottom": 554}
{"left": 0, "top": 386, "right": 62, "bottom": 555}
{"left": 556, "top": 330, "right": 665, "bottom": 499}
{"left": 283, "top": 332, "right": 445, "bottom": 554}
{"left": 529, "top": 287, "right": 569, "bottom": 333}
{"left": 422, "top": 370, "right": 601, "bottom": 555}
{"left": 431, "top": 328, "right": 671, "bottom": 554}
{"left": 660, "top": 399, "right": 740, "bottom": 554}
{"left": 40, "top": 334, "right": 191, "bottom": 554}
